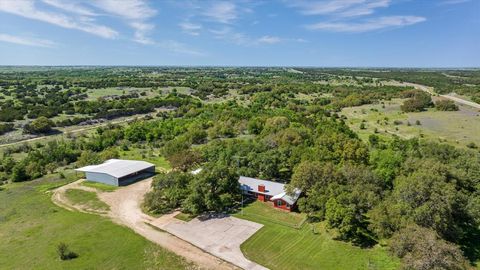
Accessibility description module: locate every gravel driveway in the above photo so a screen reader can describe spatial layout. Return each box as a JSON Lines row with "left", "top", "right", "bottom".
{"left": 54, "top": 179, "right": 237, "bottom": 270}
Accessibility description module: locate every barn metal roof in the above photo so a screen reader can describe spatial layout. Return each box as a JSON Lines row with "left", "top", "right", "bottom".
{"left": 75, "top": 159, "right": 155, "bottom": 178}
{"left": 238, "top": 176, "right": 301, "bottom": 205}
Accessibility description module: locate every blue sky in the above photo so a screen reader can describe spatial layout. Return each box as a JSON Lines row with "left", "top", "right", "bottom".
{"left": 0, "top": 0, "right": 478, "bottom": 67}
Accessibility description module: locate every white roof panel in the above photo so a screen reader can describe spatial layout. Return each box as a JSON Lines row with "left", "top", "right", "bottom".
{"left": 75, "top": 159, "right": 154, "bottom": 178}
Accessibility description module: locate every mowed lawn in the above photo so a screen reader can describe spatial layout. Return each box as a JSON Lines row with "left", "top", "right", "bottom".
{"left": 235, "top": 201, "right": 399, "bottom": 270}
{"left": 0, "top": 174, "right": 192, "bottom": 270}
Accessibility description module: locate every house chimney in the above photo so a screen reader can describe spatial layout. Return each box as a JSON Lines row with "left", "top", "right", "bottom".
{"left": 258, "top": 185, "right": 265, "bottom": 192}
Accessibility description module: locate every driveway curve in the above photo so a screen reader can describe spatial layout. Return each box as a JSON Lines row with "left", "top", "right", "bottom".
{"left": 53, "top": 179, "right": 238, "bottom": 270}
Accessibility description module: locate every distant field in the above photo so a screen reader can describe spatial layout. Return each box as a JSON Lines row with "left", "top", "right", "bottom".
{"left": 86, "top": 87, "right": 158, "bottom": 100}
{"left": 341, "top": 98, "right": 480, "bottom": 148}
{"left": 235, "top": 201, "right": 399, "bottom": 270}
{"left": 0, "top": 173, "right": 191, "bottom": 270}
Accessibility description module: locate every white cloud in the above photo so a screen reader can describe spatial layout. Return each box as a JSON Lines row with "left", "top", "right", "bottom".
{"left": 41, "top": 0, "right": 96, "bottom": 16}
{"left": 210, "top": 27, "right": 303, "bottom": 46}
{"left": 93, "top": 0, "right": 156, "bottom": 20}
{"left": 129, "top": 22, "right": 155, "bottom": 44}
{"left": 93, "top": 0, "right": 156, "bottom": 44}
{"left": 157, "top": 40, "right": 205, "bottom": 56}
{"left": 257, "top": 35, "right": 281, "bottom": 44}
{"left": 440, "top": 0, "right": 471, "bottom": 4}
{"left": 0, "top": 33, "right": 56, "bottom": 47}
{"left": 290, "top": 1, "right": 425, "bottom": 33}
{"left": 0, "top": 0, "right": 117, "bottom": 39}
{"left": 203, "top": 2, "right": 237, "bottom": 23}
{"left": 306, "top": 15, "right": 426, "bottom": 32}
{"left": 209, "top": 27, "right": 249, "bottom": 45}
{"left": 290, "top": 0, "right": 390, "bottom": 17}
{"left": 179, "top": 22, "right": 202, "bottom": 36}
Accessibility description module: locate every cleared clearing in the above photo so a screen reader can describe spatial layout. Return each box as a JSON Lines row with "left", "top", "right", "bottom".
{"left": 341, "top": 98, "right": 480, "bottom": 148}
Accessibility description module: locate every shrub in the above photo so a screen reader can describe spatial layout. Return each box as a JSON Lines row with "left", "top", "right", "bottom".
{"left": 466, "top": 142, "right": 477, "bottom": 149}
{"left": 435, "top": 100, "right": 458, "bottom": 111}
{"left": 23, "top": 116, "right": 54, "bottom": 134}
{"left": 400, "top": 91, "right": 433, "bottom": 112}
{"left": 57, "top": 242, "right": 78, "bottom": 261}
{"left": 0, "top": 123, "right": 14, "bottom": 135}
{"left": 393, "top": 120, "right": 403, "bottom": 125}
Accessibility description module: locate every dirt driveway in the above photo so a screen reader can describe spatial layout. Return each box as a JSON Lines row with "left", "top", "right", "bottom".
{"left": 152, "top": 213, "right": 267, "bottom": 270}
{"left": 53, "top": 179, "right": 238, "bottom": 270}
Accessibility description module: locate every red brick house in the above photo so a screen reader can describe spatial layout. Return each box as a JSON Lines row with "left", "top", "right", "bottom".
{"left": 238, "top": 176, "right": 301, "bottom": 211}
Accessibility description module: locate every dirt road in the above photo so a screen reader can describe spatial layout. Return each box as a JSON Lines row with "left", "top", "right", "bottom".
{"left": 52, "top": 179, "right": 238, "bottom": 270}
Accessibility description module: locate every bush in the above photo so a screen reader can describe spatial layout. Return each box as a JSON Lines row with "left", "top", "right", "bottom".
{"left": 393, "top": 120, "right": 403, "bottom": 125}
{"left": 0, "top": 123, "right": 14, "bottom": 135}
{"left": 435, "top": 100, "right": 459, "bottom": 111}
{"left": 57, "top": 242, "right": 78, "bottom": 261}
{"left": 23, "top": 116, "right": 54, "bottom": 134}
{"left": 401, "top": 91, "right": 433, "bottom": 112}
{"left": 466, "top": 142, "right": 477, "bottom": 149}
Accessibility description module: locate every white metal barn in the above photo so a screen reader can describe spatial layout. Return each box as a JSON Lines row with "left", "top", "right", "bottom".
{"left": 75, "top": 159, "right": 155, "bottom": 186}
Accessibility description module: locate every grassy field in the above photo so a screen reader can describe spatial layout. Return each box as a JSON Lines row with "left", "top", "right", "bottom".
{"left": 86, "top": 87, "right": 159, "bottom": 100}
{"left": 237, "top": 201, "right": 306, "bottom": 228}
{"left": 119, "top": 148, "right": 171, "bottom": 171}
{"left": 341, "top": 98, "right": 480, "bottom": 148}
{"left": 0, "top": 173, "right": 192, "bottom": 270}
{"left": 81, "top": 181, "right": 117, "bottom": 192}
{"left": 235, "top": 201, "right": 399, "bottom": 270}
{"left": 64, "top": 189, "right": 110, "bottom": 211}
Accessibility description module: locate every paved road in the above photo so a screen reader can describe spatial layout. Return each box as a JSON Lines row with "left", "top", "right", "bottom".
{"left": 391, "top": 81, "right": 480, "bottom": 110}
{"left": 440, "top": 94, "right": 480, "bottom": 109}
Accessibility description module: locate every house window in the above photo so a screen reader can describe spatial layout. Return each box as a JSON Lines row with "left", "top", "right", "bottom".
{"left": 286, "top": 203, "right": 290, "bottom": 208}
{"left": 276, "top": 200, "right": 282, "bottom": 206}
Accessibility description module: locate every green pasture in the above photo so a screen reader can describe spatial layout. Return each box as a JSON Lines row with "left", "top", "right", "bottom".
{"left": 0, "top": 173, "right": 191, "bottom": 269}
{"left": 64, "top": 189, "right": 110, "bottom": 212}
{"left": 341, "top": 98, "right": 480, "bottom": 148}
{"left": 235, "top": 201, "right": 399, "bottom": 270}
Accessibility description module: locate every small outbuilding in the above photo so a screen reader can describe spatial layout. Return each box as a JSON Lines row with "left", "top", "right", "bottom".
{"left": 239, "top": 176, "right": 301, "bottom": 211}
{"left": 75, "top": 159, "right": 155, "bottom": 186}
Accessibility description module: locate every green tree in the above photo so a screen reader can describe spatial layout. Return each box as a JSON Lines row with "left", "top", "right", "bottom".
{"left": 11, "top": 163, "right": 28, "bottom": 182}
{"left": 389, "top": 225, "right": 467, "bottom": 270}
{"left": 23, "top": 116, "right": 54, "bottom": 134}
{"left": 77, "top": 150, "right": 100, "bottom": 167}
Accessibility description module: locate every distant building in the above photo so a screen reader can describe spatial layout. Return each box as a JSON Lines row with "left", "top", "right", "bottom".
{"left": 238, "top": 176, "right": 301, "bottom": 211}
{"left": 75, "top": 159, "right": 155, "bottom": 186}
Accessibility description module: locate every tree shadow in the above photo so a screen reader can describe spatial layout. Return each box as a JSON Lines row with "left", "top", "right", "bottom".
{"left": 459, "top": 226, "right": 480, "bottom": 266}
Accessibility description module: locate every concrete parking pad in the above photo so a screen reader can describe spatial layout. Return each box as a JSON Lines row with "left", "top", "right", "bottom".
{"left": 152, "top": 214, "right": 268, "bottom": 270}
